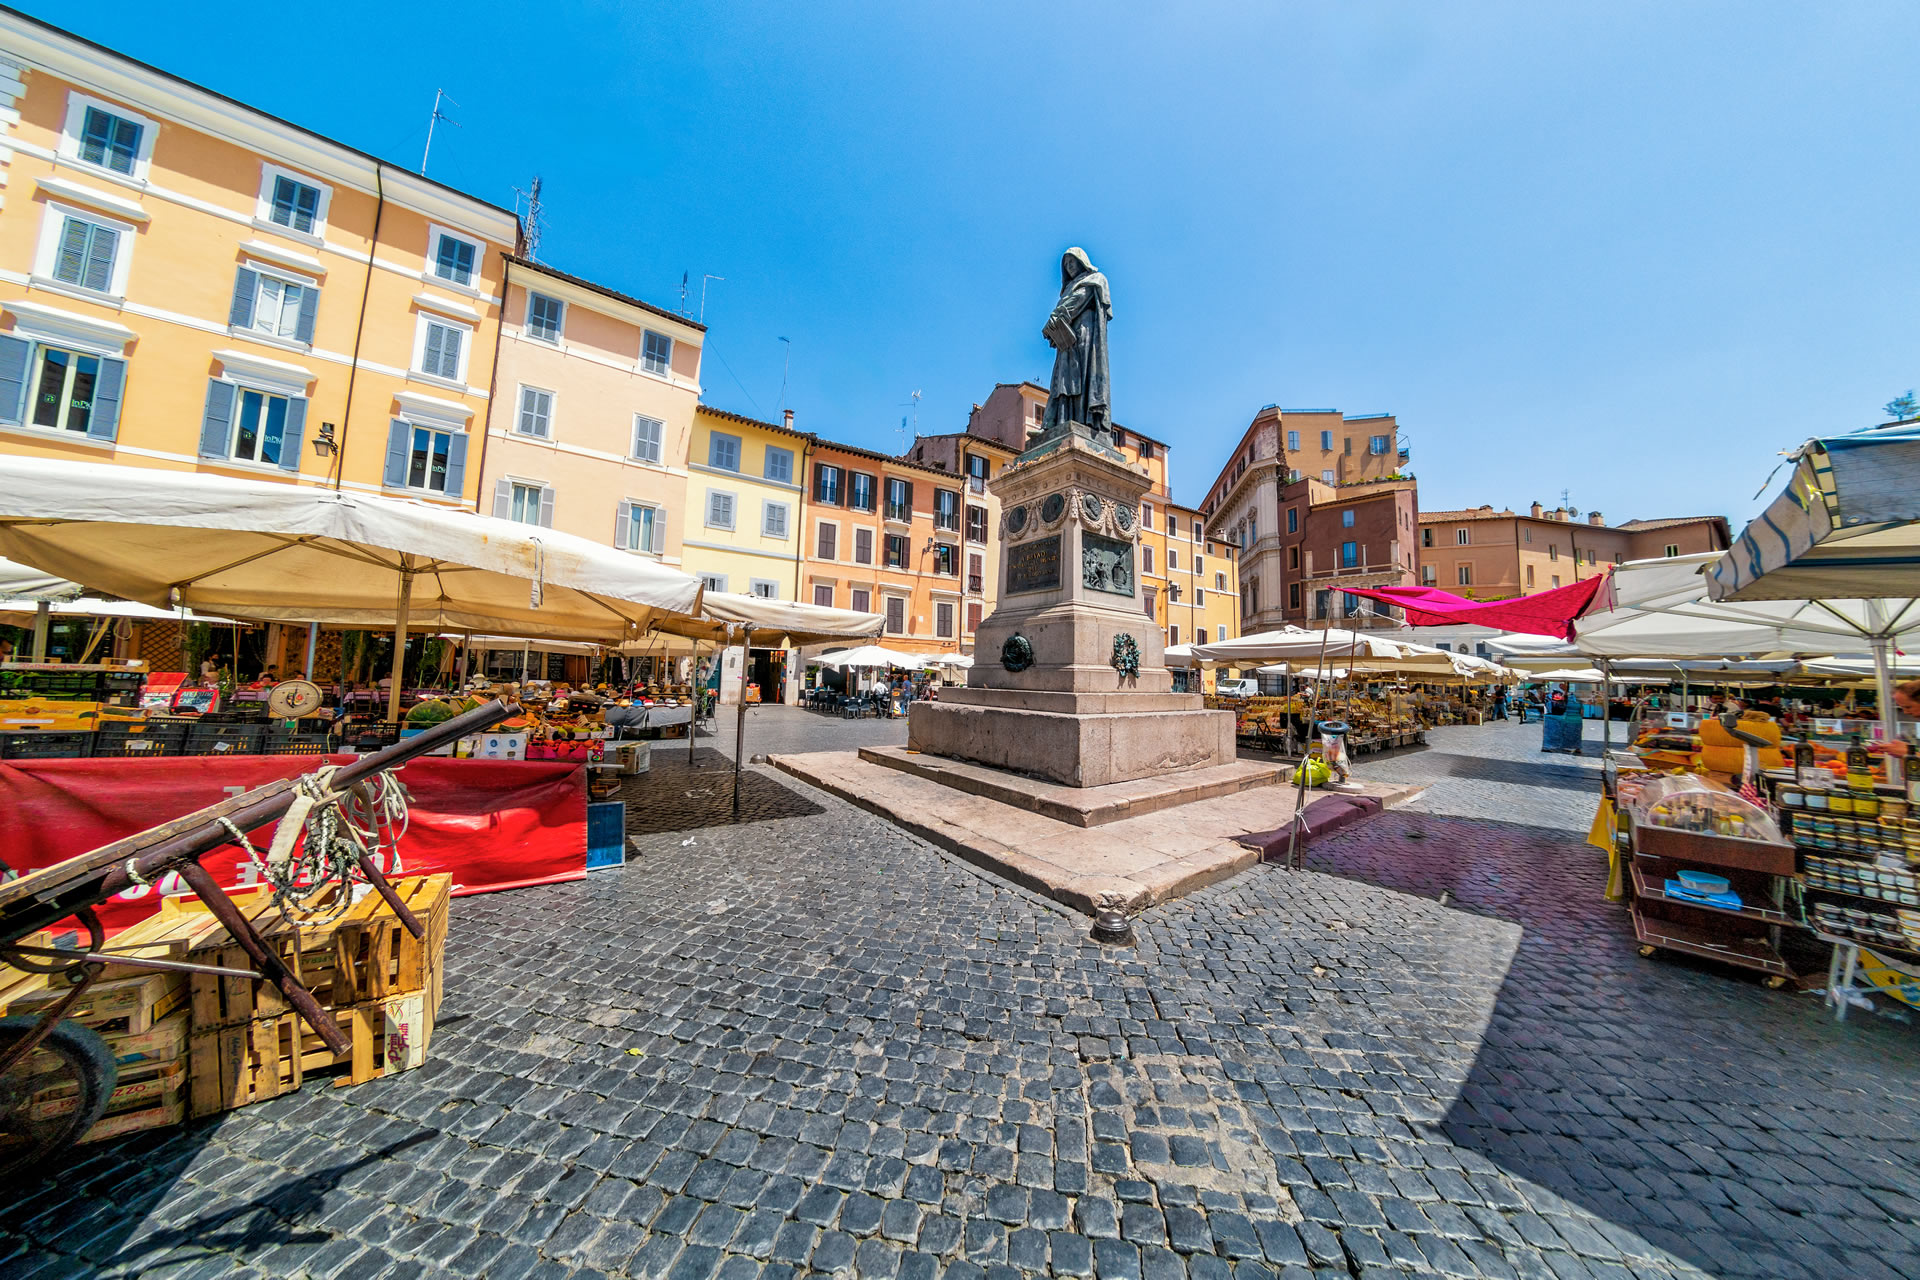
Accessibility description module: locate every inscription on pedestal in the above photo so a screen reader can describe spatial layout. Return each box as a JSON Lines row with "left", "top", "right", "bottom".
{"left": 1006, "top": 535, "right": 1062, "bottom": 594}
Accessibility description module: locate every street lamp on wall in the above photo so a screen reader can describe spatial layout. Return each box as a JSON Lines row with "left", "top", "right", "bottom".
{"left": 311, "top": 422, "right": 338, "bottom": 457}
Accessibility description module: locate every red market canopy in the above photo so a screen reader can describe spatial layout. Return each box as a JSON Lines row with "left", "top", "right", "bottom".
{"left": 1347, "top": 574, "right": 1608, "bottom": 641}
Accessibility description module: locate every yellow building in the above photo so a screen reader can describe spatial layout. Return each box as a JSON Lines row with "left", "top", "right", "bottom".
{"left": 1118, "top": 428, "right": 1239, "bottom": 690}
{"left": 480, "top": 256, "right": 703, "bottom": 564}
{"left": 0, "top": 11, "right": 517, "bottom": 506}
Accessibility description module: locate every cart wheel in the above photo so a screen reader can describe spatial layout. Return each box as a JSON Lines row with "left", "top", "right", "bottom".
{"left": 0, "top": 1016, "right": 117, "bottom": 1181}
{"left": 1637, "top": 945, "right": 1656, "bottom": 958}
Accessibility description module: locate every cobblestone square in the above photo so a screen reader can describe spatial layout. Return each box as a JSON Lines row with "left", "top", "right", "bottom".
{"left": 4, "top": 716, "right": 1916, "bottom": 1280}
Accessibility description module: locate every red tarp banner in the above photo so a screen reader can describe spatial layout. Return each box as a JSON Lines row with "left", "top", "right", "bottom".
{"left": 1347, "top": 574, "right": 1608, "bottom": 641}
{"left": 0, "top": 756, "right": 587, "bottom": 932}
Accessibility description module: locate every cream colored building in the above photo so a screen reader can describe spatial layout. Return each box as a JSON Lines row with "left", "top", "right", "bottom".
{"left": 478, "top": 257, "right": 703, "bottom": 564}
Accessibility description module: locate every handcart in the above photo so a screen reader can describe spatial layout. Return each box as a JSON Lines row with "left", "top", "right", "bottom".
{"left": 0, "top": 698, "right": 514, "bottom": 1175}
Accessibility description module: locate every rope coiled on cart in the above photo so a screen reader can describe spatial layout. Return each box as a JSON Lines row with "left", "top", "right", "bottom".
{"left": 214, "top": 766, "right": 412, "bottom": 928}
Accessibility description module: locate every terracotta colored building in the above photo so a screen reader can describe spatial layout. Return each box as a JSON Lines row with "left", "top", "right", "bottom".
{"left": 1416, "top": 503, "right": 1730, "bottom": 600}
{"left": 0, "top": 10, "right": 516, "bottom": 505}
{"left": 1275, "top": 476, "right": 1420, "bottom": 627}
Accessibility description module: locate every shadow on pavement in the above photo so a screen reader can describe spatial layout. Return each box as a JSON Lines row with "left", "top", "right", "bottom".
{"left": 1306, "top": 811, "right": 1920, "bottom": 1280}
{"left": 619, "top": 746, "right": 823, "bottom": 836}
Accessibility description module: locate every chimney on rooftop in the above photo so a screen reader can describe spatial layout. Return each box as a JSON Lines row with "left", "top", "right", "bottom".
{"left": 1587, "top": 510, "right": 1604, "bottom": 526}
{"left": 1530, "top": 501, "right": 1544, "bottom": 518}
{"left": 783, "top": 410, "right": 794, "bottom": 430}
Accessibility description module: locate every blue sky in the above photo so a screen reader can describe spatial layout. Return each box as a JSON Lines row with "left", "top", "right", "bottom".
{"left": 42, "top": 2, "right": 1920, "bottom": 521}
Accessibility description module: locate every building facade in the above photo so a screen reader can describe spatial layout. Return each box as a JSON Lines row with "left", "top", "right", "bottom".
{"left": 1274, "top": 476, "right": 1419, "bottom": 628}
{"left": 479, "top": 257, "right": 703, "bottom": 564}
{"left": 1416, "top": 503, "right": 1730, "bottom": 600}
{"left": 803, "top": 438, "right": 993, "bottom": 656}
{"left": 682, "top": 405, "right": 809, "bottom": 601}
{"left": 1200, "top": 406, "right": 1407, "bottom": 633}
{"left": 0, "top": 11, "right": 517, "bottom": 506}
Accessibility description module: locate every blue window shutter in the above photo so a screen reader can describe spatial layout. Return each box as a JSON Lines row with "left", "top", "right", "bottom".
{"left": 441, "top": 328, "right": 463, "bottom": 379}
{"left": 230, "top": 267, "right": 258, "bottom": 329}
{"left": 278, "top": 398, "right": 307, "bottom": 471}
{"left": 82, "top": 225, "right": 117, "bottom": 292}
{"left": 538, "top": 486, "right": 555, "bottom": 528}
{"left": 87, "top": 357, "right": 125, "bottom": 441}
{"left": 614, "top": 500, "right": 630, "bottom": 549}
{"left": 493, "top": 478, "right": 513, "bottom": 518}
{"left": 0, "top": 336, "right": 28, "bottom": 424}
{"left": 200, "top": 379, "right": 235, "bottom": 457}
{"left": 441, "top": 431, "right": 468, "bottom": 498}
{"left": 55, "top": 219, "right": 89, "bottom": 284}
{"left": 422, "top": 323, "right": 444, "bottom": 375}
{"left": 294, "top": 285, "right": 319, "bottom": 344}
{"left": 383, "top": 419, "right": 410, "bottom": 487}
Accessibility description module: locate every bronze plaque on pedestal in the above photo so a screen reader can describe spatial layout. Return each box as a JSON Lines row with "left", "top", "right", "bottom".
{"left": 1006, "top": 535, "right": 1062, "bottom": 594}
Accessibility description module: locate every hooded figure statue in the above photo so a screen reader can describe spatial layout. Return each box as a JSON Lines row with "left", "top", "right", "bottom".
{"left": 1039, "top": 247, "right": 1112, "bottom": 441}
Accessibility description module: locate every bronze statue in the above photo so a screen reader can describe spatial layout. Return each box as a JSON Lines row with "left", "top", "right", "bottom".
{"left": 1038, "top": 247, "right": 1112, "bottom": 443}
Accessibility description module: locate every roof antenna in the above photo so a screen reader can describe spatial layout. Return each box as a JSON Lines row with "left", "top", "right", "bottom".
{"left": 513, "top": 175, "right": 544, "bottom": 260}
{"left": 778, "top": 337, "right": 791, "bottom": 414}
{"left": 679, "top": 272, "right": 690, "bottom": 317}
{"left": 900, "top": 389, "right": 922, "bottom": 447}
{"left": 700, "top": 275, "right": 725, "bottom": 323}
{"left": 420, "top": 89, "right": 461, "bottom": 177}
{"left": 1561, "top": 487, "right": 1572, "bottom": 512}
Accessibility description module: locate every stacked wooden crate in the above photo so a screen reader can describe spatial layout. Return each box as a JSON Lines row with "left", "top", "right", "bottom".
{"left": 0, "top": 873, "right": 450, "bottom": 1136}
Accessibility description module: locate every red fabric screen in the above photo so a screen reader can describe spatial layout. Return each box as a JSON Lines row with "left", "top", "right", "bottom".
{"left": 1347, "top": 574, "right": 1607, "bottom": 641}
{"left": 0, "top": 756, "right": 587, "bottom": 932}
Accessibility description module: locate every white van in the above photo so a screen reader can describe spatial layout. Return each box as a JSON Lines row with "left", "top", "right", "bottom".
{"left": 1214, "top": 677, "right": 1260, "bottom": 698}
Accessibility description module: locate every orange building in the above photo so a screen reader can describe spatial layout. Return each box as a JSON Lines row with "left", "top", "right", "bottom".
{"left": 801, "top": 437, "right": 997, "bottom": 656}
{"left": 1416, "top": 503, "right": 1730, "bottom": 600}
{"left": 0, "top": 11, "right": 517, "bottom": 506}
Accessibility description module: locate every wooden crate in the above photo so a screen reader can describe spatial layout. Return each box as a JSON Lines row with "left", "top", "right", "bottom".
{"left": 181, "top": 875, "right": 451, "bottom": 1028}
{"left": 188, "top": 990, "right": 432, "bottom": 1118}
{"left": 6, "top": 970, "right": 186, "bottom": 1035}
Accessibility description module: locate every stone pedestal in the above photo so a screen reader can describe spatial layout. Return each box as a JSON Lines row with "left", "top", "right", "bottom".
{"left": 910, "top": 427, "right": 1235, "bottom": 788}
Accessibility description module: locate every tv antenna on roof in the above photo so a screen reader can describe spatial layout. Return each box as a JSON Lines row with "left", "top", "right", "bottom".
{"left": 1561, "top": 487, "right": 1573, "bottom": 512}
{"left": 700, "top": 275, "right": 725, "bottom": 323}
{"left": 420, "top": 89, "right": 461, "bottom": 177}
{"left": 513, "top": 175, "right": 544, "bottom": 260}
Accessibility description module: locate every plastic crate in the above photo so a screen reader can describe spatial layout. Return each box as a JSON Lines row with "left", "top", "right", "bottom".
{"left": 586, "top": 802, "right": 626, "bottom": 870}
{"left": 185, "top": 723, "right": 268, "bottom": 755}
{"left": 1541, "top": 712, "right": 1585, "bottom": 754}
{"left": 96, "top": 721, "right": 192, "bottom": 757}
{"left": 262, "top": 730, "right": 334, "bottom": 755}
{"left": 0, "top": 730, "right": 95, "bottom": 759}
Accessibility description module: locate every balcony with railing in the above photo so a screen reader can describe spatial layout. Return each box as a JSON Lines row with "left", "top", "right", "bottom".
{"left": 967, "top": 574, "right": 983, "bottom": 593}
{"left": 884, "top": 502, "right": 912, "bottom": 525}
{"left": 967, "top": 475, "right": 986, "bottom": 494}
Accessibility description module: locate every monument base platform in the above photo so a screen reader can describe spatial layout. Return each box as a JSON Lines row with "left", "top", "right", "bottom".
{"left": 908, "top": 700, "right": 1235, "bottom": 788}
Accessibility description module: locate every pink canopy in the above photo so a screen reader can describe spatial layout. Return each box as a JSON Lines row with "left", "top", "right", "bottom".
{"left": 1347, "top": 573, "right": 1608, "bottom": 640}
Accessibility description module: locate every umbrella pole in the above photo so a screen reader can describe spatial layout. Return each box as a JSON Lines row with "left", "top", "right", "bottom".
{"left": 732, "top": 629, "right": 749, "bottom": 821}
{"left": 690, "top": 640, "right": 701, "bottom": 765}
{"left": 29, "top": 600, "right": 49, "bottom": 661}
{"left": 1283, "top": 625, "right": 1337, "bottom": 870}
{"left": 1600, "top": 658, "right": 1612, "bottom": 751}
{"left": 386, "top": 573, "right": 413, "bottom": 724}
{"left": 303, "top": 622, "right": 319, "bottom": 681}
{"left": 1870, "top": 628, "right": 1903, "bottom": 787}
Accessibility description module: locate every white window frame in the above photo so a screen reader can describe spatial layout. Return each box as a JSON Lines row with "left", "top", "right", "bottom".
{"left": 1369, "top": 435, "right": 1389, "bottom": 455}
{"left": 237, "top": 266, "right": 315, "bottom": 345}
{"left": 1457, "top": 564, "right": 1472, "bottom": 587}
{"left": 524, "top": 291, "right": 565, "bottom": 344}
{"left": 506, "top": 479, "right": 547, "bottom": 527}
{"left": 762, "top": 500, "right": 790, "bottom": 540}
{"left": 58, "top": 92, "right": 158, "bottom": 183}
{"left": 515, "top": 384, "right": 555, "bottom": 439}
{"left": 213, "top": 375, "right": 308, "bottom": 468}
{"left": 705, "top": 488, "right": 737, "bottom": 531}
{"left": 253, "top": 163, "right": 332, "bottom": 242}
{"left": 883, "top": 594, "right": 909, "bottom": 636}
{"left": 748, "top": 579, "right": 781, "bottom": 600}
{"left": 1286, "top": 430, "right": 1299, "bottom": 451}
{"left": 1321, "top": 470, "right": 1335, "bottom": 485}
{"left": 33, "top": 201, "right": 135, "bottom": 299}
{"left": 707, "top": 431, "right": 742, "bottom": 472}
{"left": 623, "top": 500, "right": 666, "bottom": 554}
{"left": 425, "top": 223, "right": 484, "bottom": 292}
{"left": 641, "top": 329, "right": 673, "bottom": 376}
{"left": 632, "top": 414, "right": 664, "bottom": 464}
{"left": 410, "top": 314, "right": 473, "bottom": 385}
{"left": 399, "top": 422, "right": 464, "bottom": 496}
{"left": 934, "top": 599, "right": 956, "bottom": 640}
{"left": 1456, "top": 528, "right": 1470, "bottom": 545}
{"left": 700, "top": 572, "right": 729, "bottom": 593}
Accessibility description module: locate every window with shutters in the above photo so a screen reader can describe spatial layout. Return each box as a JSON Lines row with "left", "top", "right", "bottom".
{"left": 1421, "top": 564, "right": 1436, "bottom": 585}
{"left": 1143, "top": 586, "right": 1156, "bottom": 618}
{"left": 933, "top": 489, "right": 960, "bottom": 531}
{"left": 854, "top": 528, "right": 874, "bottom": 564}
{"left": 1142, "top": 545, "right": 1154, "bottom": 575}
{"left": 1321, "top": 470, "right": 1335, "bottom": 484}
{"left": 641, "top": 330, "right": 673, "bottom": 376}
{"left": 852, "top": 588, "right": 871, "bottom": 613}
{"left": 935, "top": 601, "right": 955, "bottom": 638}
{"left": 885, "top": 597, "right": 906, "bottom": 635}
{"left": 42, "top": 209, "right": 126, "bottom": 296}
{"left": 817, "top": 522, "right": 838, "bottom": 560}
{"left": 965, "top": 505, "right": 988, "bottom": 543}
{"left": 412, "top": 317, "right": 468, "bottom": 382}
{"left": 849, "top": 472, "right": 877, "bottom": 512}
{"left": 1341, "top": 540, "right": 1358, "bottom": 568}
{"left": 525, "top": 292, "right": 564, "bottom": 343}
{"left": 762, "top": 501, "right": 790, "bottom": 539}
{"left": 60, "top": 95, "right": 153, "bottom": 179}
{"left": 884, "top": 534, "right": 908, "bottom": 568}
{"left": 1286, "top": 430, "right": 1299, "bottom": 450}
{"left": 632, "top": 415, "right": 663, "bottom": 463}
{"left": 749, "top": 579, "right": 780, "bottom": 599}
{"left": 966, "top": 601, "right": 982, "bottom": 632}
{"left": 235, "top": 269, "right": 317, "bottom": 345}
{"left": 814, "top": 464, "right": 843, "bottom": 505}
{"left": 813, "top": 584, "right": 835, "bottom": 607}
{"left": 619, "top": 501, "right": 664, "bottom": 553}
{"left": 764, "top": 446, "right": 794, "bottom": 484}
{"left": 1320, "top": 430, "right": 1333, "bottom": 450}
{"left": 1548, "top": 543, "right": 1559, "bottom": 561}
{"left": 1168, "top": 624, "right": 1179, "bottom": 647}
{"left": 516, "top": 386, "right": 553, "bottom": 438}
{"left": 1168, "top": 549, "right": 1179, "bottom": 571}
{"left": 700, "top": 572, "right": 728, "bottom": 593}
{"left": 1195, "top": 587, "right": 1205, "bottom": 606}
{"left": 705, "top": 489, "right": 736, "bottom": 530}
{"left": 1457, "top": 564, "right": 1473, "bottom": 586}
{"left": 509, "top": 482, "right": 545, "bottom": 526}
{"left": 255, "top": 167, "right": 329, "bottom": 237}
{"left": 884, "top": 477, "right": 913, "bottom": 523}
{"left": 932, "top": 544, "right": 957, "bottom": 576}
{"left": 220, "top": 387, "right": 297, "bottom": 466}
{"left": 406, "top": 427, "right": 457, "bottom": 493}
{"left": 19, "top": 343, "right": 111, "bottom": 436}
{"left": 1369, "top": 435, "right": 1389, "bottom": 455}
{"left": 429, "top": 229, "right": 479, "bottom": 286}
{"left": 707, "top": 432, "right": 741, "bottom": 472}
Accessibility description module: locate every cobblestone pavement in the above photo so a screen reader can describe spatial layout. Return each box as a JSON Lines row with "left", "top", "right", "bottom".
{"left": 5, "top": 720, "right": 1918, "bottom": 1280}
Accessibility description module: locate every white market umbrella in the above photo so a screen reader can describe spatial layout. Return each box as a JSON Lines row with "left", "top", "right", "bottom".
{"left": 0, "top": 454, "right": 702, "bottom": 720}
{"left": 922, "top": 653, "right": 974, "bottom": 670}
{"left": 808, "top": 644, "right": 928, "bottom": 671}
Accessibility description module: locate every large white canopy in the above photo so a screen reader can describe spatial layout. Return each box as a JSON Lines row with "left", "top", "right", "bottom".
{"left": 0, "top": 597, "right": 242, "bottom": 625}
{"left": 0, "top": 455, "right": 702, "bottom": 643}
{"left": 631, "top": 591, "right": 884, "bottom": 650}
{"left": 0, "top": 555, "right": 84, "bottom": 603}
{"left": 807, "top": 644, "right": 929, "bottom": 671}
{"left": 1188, "top": 627, "right": 1479, "bottom": 676}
